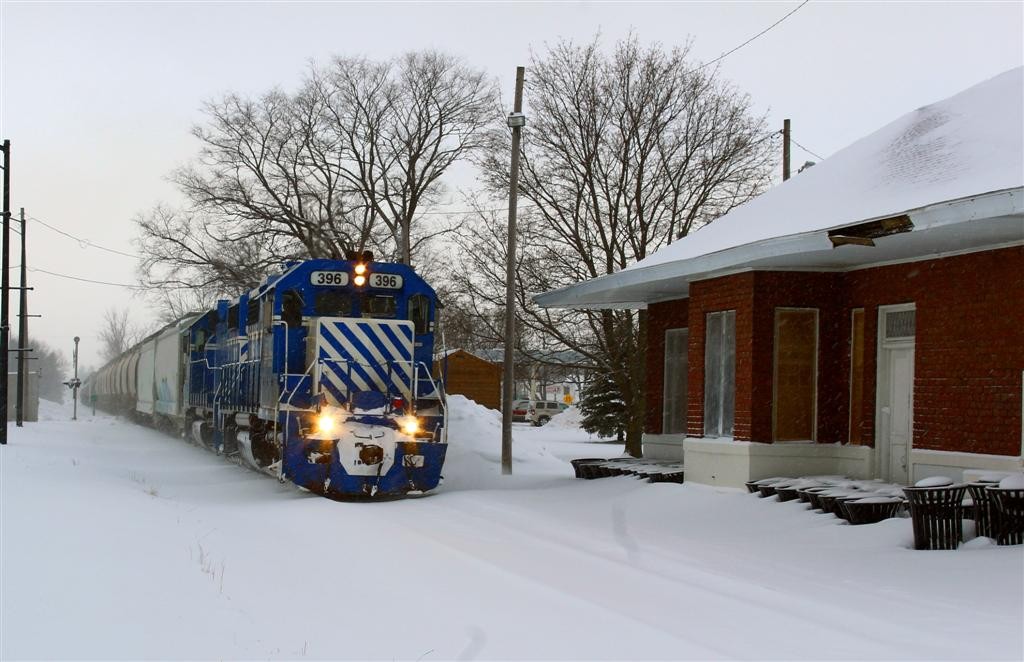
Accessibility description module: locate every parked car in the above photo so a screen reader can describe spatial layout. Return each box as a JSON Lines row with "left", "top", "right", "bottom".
{"left": 511, "top": 399, "right": 532, "bottom": 422}
{"left": 528, "top": 400, "right": 569, "bottom": 426}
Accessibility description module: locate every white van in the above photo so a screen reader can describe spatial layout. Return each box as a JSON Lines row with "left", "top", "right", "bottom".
{"left": 528, "top": 400, "right": 569, "bottom": 426}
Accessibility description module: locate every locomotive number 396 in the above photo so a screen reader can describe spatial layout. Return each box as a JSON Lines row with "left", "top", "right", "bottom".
{"left": 369, "top": 273, "right": 403, "bottom": 289}
{"left": 310, "top": 271, "right": 350, "bottom": 286}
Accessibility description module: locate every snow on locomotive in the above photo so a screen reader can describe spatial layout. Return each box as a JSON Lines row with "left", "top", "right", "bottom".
{"left": 82, "top": 254, "right": 448, "bottom": 499}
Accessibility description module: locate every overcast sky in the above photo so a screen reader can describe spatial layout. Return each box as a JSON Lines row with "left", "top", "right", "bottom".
{"left": 1, "top": 0, "right": 1022, "bottom": 368}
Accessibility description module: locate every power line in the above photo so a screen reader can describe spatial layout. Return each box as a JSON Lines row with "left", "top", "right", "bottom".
{"left": 27, "top": 265, "right": 196, "bottom": 291}
{"left": 699, "top": 0, "right": 811, "bottom": 70}
{"left": 791, "top": 136, "right": 824, "bottom": 161}
{"left": 28, "top": 267, "right": 148, "bottom": 289}
{"left": 27, "top": 214, "right": 139, "bottom": 259}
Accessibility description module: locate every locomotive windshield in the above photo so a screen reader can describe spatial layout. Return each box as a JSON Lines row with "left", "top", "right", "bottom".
{"left": 315, "top": 291, "right": 352, "bottom": 316}
{"left": 362, "top": 294, "right": 396, "bottom": 318}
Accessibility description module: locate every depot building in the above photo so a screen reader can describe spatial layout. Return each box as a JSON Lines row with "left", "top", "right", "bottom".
{"left": 535, "top": 68, "right": 1024, "bottom": 487}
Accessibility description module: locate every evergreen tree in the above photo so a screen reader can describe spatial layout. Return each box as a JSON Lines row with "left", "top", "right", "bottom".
{"left": 579, "top": 372, "right": 628, "bottom": 443}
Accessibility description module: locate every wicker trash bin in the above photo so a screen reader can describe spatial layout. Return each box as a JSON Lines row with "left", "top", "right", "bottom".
{"left": 988, "top": 487, "right": 1024, "bottom": 545}
{"left": 903, "top": 483, "right": 967, "bottom": 550}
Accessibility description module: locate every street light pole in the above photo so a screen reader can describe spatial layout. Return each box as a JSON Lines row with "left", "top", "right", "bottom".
{"left": 501, "top": 66, "right": 526, "bottom": 476}
{"left": 71, "top": 336, "right": 80, "bottom": 421}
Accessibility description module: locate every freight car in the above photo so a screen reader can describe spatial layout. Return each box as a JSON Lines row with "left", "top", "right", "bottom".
{"left": 82, "top": 254, "right": 449, "bottom": 499}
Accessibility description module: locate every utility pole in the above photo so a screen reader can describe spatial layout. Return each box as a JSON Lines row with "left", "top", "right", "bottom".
{"left": 782, "top": 118, "right": 791, "bottom": 181}
{"left": 501, "top": 66, "right": 526, "bottom": 476}
{"left": 1, "top": 139, "right": 10, "bottom": 445}
{"left": 16, "top": 208, "right": 27, "bottom": 426}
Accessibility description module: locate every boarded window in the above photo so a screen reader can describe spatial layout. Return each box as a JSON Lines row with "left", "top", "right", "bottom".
{"left": 773, "top": 309, "right": 818, "bottom": 441}
{"left": 704, "top": 311, "right": 735, "bottom": 437}
{"left": 849, "top": 309, "right": 865, "bottom": 445}
{"left": 662, "top": 329, "right": 689, "bottom": 434}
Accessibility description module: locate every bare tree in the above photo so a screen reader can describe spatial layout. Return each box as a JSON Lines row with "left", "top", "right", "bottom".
{"left": 465, "top": 36, "right": 775, "bottom": 456}
{"left": 13, "top": 337, "right": 70, "bottom": 403}
{"left": 97, "top": 307, "right": 146, "bottom": 362}
{"left": 149, "top": 286, "right": 220, "bottom": 326}
{"left": 137, "top": 50, "right": 497, "bottom": 293}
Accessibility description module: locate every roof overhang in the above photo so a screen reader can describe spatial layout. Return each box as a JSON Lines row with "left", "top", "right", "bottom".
{"left": 533, "top": 188, "right": 1023, "bottom": 310}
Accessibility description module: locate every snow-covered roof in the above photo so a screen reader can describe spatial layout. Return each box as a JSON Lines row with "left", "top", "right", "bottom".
{"left": 535, "top": 67, "right": 1024, "bottom": 310}
{"left": 475, "top": 347, "right": 588, "bottom": 366}
{"left": 434, "top": 348, "right": 494, "bottom": 363}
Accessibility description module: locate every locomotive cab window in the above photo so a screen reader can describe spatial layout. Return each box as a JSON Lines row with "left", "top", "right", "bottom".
{"left": 362, "top": 294, "right": 396, "bottom": 319}
{"left": 315, "top": 291, "right": 352, "bottom": 317}
{"left": 227, "top": 305, "right": 240, "bottom": 331}
{"left": 408, "top": 294, "right": 431, "bottom": 334}
{"left": 282, "top": 290, "right": 304, "bottom": 329}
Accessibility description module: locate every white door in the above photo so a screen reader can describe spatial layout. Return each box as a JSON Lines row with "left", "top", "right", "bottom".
{"left": 881, "top": 346, "right": 914, "bottom": 484}
{"left": 877, "top": 306, "right": 916, "bottom": 484}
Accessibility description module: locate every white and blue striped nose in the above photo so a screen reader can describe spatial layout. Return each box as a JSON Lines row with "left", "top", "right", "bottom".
{"left": 313, "top": 317, "right": 415, "bottom": 407}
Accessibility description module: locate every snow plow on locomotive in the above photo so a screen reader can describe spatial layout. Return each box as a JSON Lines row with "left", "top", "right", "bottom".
{"left": 83, "top": 254, "right": 449, "bottom": 500}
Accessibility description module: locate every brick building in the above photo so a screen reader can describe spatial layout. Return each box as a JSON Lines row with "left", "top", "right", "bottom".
{"left": 536, "top": 68, "right": 1024, "bottom": 487}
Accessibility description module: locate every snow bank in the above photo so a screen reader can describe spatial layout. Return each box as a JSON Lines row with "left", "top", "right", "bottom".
{"left": 442, "top": 394, "right": 576, "bottom": 490}
{"left": 546, "top": 405, "right": 583, "bottom": 428}
{"left": 38, "top": 397, "right": 69, "bottom": 421}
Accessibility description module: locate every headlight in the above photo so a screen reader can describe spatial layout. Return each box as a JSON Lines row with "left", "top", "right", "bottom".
{"left": 316, "top": 413, "right": 339, "bottom": 435}
{"left": 353, "top": 274, "right": 367, "bottom": 287}
{"left": 398, "top": 416, "right": 420, "bottom": 436}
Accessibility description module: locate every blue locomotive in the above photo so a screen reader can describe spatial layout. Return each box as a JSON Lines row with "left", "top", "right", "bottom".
{"left": 83, "top": 253, "right": 449, "bottom": 499}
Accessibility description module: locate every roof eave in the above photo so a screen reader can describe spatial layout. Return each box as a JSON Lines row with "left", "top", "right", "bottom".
{"left": 533, "top": 187, "right": 1023, "bottom": 310}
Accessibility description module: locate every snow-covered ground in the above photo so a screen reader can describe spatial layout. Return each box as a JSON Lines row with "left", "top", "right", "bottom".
{"left": 2, "top": 397, "right": 1022, "bottom": 660}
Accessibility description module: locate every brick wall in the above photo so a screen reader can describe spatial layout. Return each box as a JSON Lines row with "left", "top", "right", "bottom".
{"left": 845, "top": 246, "right": 1023, "bottom": 455}
{"left": 642, "top": 246, "right": 1023, "bottom": 456}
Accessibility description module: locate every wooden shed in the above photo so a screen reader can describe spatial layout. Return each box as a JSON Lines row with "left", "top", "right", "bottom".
{"left": 435, "top": 349, "right": 502, "bottom": 411}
